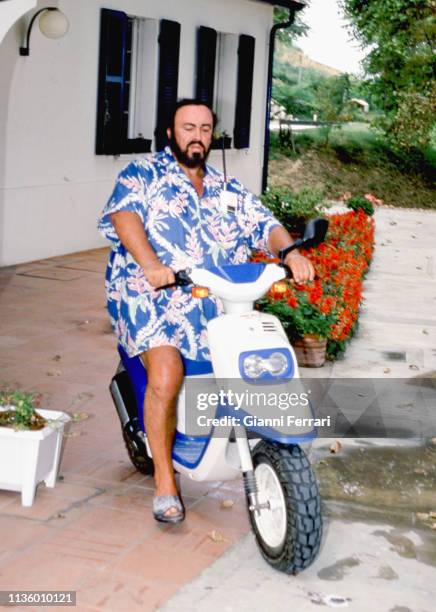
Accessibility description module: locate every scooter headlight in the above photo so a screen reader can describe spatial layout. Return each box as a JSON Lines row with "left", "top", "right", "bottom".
{"left": 242, "top": 354, "right": 264, "bottom": 379}
{"left": 241, "top": 351, "right": 290, "bottom": 380}
{"left": 265, "top": 352, "right": 288, "bottom": 376}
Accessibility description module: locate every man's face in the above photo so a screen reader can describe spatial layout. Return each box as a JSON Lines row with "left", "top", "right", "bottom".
{"left": 167, "top": 104, "right": 214, "bottom": 169}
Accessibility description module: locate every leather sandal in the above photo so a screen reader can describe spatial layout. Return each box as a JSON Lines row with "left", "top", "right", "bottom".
{"left": 153, "top": 495, "right": 185, "bottom": 524}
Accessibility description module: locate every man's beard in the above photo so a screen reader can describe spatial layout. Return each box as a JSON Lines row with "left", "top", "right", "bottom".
{"left": 169, "top": 133, "right": 211, "bottom": 169}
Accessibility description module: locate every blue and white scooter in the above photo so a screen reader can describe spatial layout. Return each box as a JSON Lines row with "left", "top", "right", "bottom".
{"left": 110, "top": 219, "right": 328, "bottom": 574}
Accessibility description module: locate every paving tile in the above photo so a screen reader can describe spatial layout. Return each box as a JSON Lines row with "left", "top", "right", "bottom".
{"left": 88, "top": 484, "right": 156, "bottom": 515}
{"left": 76, "top": 569, "right": 181, "bottom": 611}
{"left": 0, "top": 481, "right": 101, "bottom": 522}
{"left": 0, "top": 548, "right": 92, "bottom": 591}
{"left": 67, "top": 457, "right": 149, "bottom": 484}
{"left": 35, "top": 526, "right": 128, "bottom": 569}
{"left": 66, "top": 505, "right": 165, "bottom": 545}
{"left": 39, "top": 480, "right": 100, "bottom": 502}
{"left": 16, "top": 267, "right": 84, "bottom": 281}
{"left": 186, "top": 495, "right": 250, "bottom": 536}
{"left": 0, "top": 490, "right": 18, "bottom": 510}
{"left": 113, "top": 539, "right": 213, "bottom": 585}
{"left": 56, "top": 260, "right": 107, "bottom": 274}
{"left": 153, "top": 514, "right": 246, "bottom": 559}
{"left": 0, "top": 515, "right": 54, "bottom": 563}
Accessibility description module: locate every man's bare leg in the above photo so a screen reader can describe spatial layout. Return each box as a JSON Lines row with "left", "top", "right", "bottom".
{"left": 141, "top": 346, "right": 184, "bottom": 517}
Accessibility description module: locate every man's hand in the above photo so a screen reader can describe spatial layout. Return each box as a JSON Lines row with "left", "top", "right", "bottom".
{"left": 284, "top": 252, "right": 315, "bottom": 284}
{"left": 143, "top": 262, "right": 175, "bottom": 288}
{"left": 110, "top": 211, "right": 175, "bottom": 289}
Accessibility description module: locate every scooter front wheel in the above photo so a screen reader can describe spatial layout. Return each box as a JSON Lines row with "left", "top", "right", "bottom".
{"left": 248, "top": 441, "right": 322, "bottom": 574}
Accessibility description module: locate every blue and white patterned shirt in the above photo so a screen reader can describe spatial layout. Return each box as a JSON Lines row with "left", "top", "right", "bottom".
{"left": 98, "top": 146, "right": 280, "bottom": 360}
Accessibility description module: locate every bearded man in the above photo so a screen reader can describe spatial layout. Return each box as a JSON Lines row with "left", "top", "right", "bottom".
{"left": 98, "top": 99, "right": 314, "bottom": 523}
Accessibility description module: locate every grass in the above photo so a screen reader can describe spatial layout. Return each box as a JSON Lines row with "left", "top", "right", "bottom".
{"left": 269, "top": 123, "right": 436, "bottom": 209}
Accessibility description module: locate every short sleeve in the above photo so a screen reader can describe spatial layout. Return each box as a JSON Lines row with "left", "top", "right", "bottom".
{"left": 98, "top": 160, "right": 151, "bottom": 244}
{"left": 232, "top": 179, "right": 282, "bottom": 253}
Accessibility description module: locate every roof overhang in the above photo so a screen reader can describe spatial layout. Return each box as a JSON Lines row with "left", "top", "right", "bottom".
{"left": 257, "top": 1, "right": 306, "bottom": 11}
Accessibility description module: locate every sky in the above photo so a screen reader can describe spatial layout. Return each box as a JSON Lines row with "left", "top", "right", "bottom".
{"left": 295, "top": 0, "right": 367, "bottom": 75}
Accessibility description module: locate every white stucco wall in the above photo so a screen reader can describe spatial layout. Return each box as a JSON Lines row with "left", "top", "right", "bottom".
{"left": 0, "top": 0, "right": 37, "bottom": 45}
{"left": 0, "top": 0, "right": 273, "bottom": 266}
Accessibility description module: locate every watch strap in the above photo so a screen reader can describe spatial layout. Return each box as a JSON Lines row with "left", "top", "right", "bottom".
{"left": 278, "top": 245, "right": 295, "bottom": 262}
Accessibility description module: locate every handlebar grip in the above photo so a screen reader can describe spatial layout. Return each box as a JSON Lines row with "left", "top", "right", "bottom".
{"left": 156, "top": 270, "right": 192, "bottom": 290}
{"left": 278, "top": 262, "right": 293, "bottom": 279}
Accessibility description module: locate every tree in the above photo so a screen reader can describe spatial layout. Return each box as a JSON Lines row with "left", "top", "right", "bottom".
{"left": 274, "top": 5, "right": 310, "bottom": 44}
{"left": 314, "top": 75, "right": 352, "bottom": 144}
{"left": 340, "top": 0, "right": 435, "bottom": 150}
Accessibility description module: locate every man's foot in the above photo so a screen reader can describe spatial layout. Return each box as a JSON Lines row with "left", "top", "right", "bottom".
{"left": 153, "top": 495, "right": 185, "bottom": 524}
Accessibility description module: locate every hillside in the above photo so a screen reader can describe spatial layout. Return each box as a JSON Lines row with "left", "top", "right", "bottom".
{"left": 276, "top": 42, "right": 344, "bottom": 78}
{"left": 268, "top": 125, "right": 435, "bottom": 210}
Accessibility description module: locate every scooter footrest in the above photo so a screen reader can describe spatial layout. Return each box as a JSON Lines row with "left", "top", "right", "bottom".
{"left": 172, "top": 432, "right": 209, "bottom": 468}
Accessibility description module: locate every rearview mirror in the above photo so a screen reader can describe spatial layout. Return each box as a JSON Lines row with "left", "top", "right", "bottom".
{"left": 278, "top": 217, "right": 329, "bottom": 262}
{"left": 301, "top": 218, "right": 329, "bottom": 249}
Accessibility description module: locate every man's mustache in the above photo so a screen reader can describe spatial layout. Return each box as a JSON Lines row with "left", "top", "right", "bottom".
{"left": 186, "top": 141, "right": 206, "bottom": 152}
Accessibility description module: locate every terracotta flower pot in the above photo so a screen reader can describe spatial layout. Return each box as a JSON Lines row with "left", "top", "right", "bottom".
{"left": 292, "top": 335, "right": 327, "bottom": 368}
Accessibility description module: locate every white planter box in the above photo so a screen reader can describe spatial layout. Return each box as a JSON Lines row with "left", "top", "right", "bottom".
{"left": 0, "top": 409, "right": 70, "bottom": 506}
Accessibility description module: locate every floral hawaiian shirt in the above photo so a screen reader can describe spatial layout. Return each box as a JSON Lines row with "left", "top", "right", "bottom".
{"left": 98, "top": 146, "right": 281, "bottom": 361}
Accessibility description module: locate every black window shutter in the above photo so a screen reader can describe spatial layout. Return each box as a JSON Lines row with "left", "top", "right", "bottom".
{"left": 196, "top": 26, "right": 217, "bottom": 107}
{"left": 96, "top": 9, "right": 151, "bottom": 155}
{"left": 96, "top": 9, "right": 128, "bottom": 155}
{"left": 234, "top": 34, "right": 255, "bottom": 149}
{"left": 155, "top": 19, "right": 181, "bottom": 151}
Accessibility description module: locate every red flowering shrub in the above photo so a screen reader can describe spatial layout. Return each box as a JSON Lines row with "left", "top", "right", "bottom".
{"left": 254, "top": 209, "right": 375, "bottom": 359}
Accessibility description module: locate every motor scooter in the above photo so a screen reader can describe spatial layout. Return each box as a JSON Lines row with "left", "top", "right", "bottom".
{"left": 110, "top": 218, "right": 328, "bottom": 574}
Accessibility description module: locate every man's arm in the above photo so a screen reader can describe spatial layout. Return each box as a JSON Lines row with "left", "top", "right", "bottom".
{"left": 110, "top": 211, "right": 175, "bottom": 288}
{"left": 268, "top": 226, "right": 314, "bottom": 284}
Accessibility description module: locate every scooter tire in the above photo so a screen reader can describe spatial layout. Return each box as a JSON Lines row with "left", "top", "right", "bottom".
{"left": 122, "top": 429, "right": 154, "bottom": 476}
{"left": 248, "top": 441, "right": 322, "bottom": 575}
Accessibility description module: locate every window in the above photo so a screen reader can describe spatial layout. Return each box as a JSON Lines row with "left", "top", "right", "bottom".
{"left": 213, "top": 33, "right": 239, "bottom": 147}
{"left": 196, "top": 27, "right": 255, "bottom": 150}
{"left": 96, "top": 10, "right": 180, "bottom": 155}
{"left": 127, "top": 18, "right": 159, "bottom": 146}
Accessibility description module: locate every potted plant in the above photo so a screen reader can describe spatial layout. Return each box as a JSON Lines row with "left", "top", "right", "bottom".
{"left": 0, "top": 388, "right": 70, "bottom": 506}
{"left": 256, "top": 276, "right": 337, "bottom": 368}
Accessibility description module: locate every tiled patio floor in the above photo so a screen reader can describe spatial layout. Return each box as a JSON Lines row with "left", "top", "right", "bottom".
{"left": 0, "top": 249, "right": 249, "bottom": 611}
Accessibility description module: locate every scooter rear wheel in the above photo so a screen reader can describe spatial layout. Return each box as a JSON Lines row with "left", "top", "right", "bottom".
{"left": 122, "top": 429, "right": 154, "bottom": 476}
{"left": 248, "top": 441, "right": 322, "bottom": 574}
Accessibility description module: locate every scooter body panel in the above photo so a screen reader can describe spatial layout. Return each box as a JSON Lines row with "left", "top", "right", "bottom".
{"left": 173, "top": 435, "right": 242, "bottom": 481}
{"left": 207, "top": 310, "right": 297, "bottom": 378}
{"left": 206, "top": 310, "right": 317, "bottom": 441}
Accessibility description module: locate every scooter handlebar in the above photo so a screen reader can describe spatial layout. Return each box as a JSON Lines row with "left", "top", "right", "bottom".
{"left": 156, "top": 262, "right": 292, "bottom": 291}
{"left": 155, "top": 270, "right": 193, "bottom": 290}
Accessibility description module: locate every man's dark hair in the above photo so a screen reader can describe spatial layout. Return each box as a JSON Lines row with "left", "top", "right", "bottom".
{"left": 168, "top": 98, "right": 218, "bottom": 134}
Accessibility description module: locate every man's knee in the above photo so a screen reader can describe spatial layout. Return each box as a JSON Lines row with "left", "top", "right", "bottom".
{"left": 141, "top": 347, "right": 184, "bottom": 402}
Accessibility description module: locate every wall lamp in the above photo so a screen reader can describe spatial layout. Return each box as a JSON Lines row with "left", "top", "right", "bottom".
{"left": 20, "top": 7, "right": 69, "bottom": 56}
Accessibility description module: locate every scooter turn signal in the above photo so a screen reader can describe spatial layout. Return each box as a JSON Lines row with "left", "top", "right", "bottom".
{"left": 270, "top": 280, "right": 288, "bottom": 298}
{"left": 191, "top": 286, "right": 209, "bottom": 298}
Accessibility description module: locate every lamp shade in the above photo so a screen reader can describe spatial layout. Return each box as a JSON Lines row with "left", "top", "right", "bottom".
{"left": 39, "top": 9, "right": 69, "bottom": 40}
